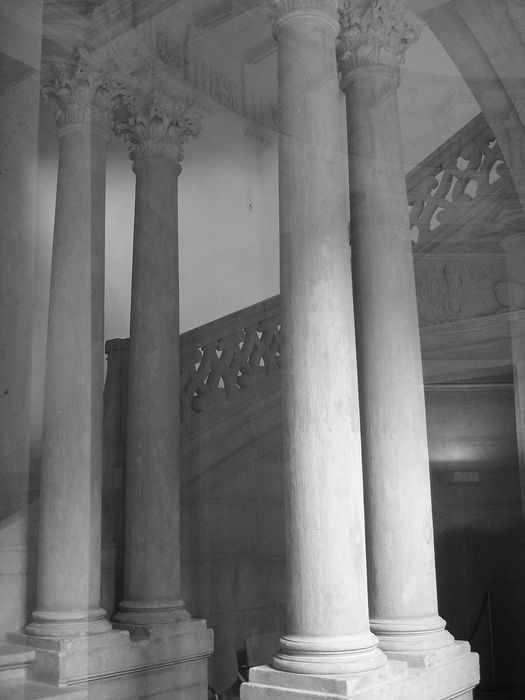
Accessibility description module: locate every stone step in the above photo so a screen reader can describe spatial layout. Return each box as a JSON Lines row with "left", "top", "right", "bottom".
{"left": 0, "top": 643, "right": 36, "bottom": 681}
{"left": 0, "top": 680, "right": 85, "bottom": 700}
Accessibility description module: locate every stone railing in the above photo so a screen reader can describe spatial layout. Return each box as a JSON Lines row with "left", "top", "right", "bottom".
{"left": 180, "top": 295, "right": 280, "bottom": 412}
{"left": 105, "top": 113, "right": 519, "bottom": 422}
{"left": 406, "top": 112, "right": 513, "bottom": 251}
{"left": 104, "top": 295, "right": 281, "bottom": 421}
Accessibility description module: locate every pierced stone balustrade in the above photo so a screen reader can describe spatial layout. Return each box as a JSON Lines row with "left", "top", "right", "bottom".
{"left": 406, "top": 112, "right": 520, "bottom": 253}
{"left": 181, "top": 297, "right": 280, "bottom": 412}
{"left": 105, "top": 295, "right": 281, "bottom": 426}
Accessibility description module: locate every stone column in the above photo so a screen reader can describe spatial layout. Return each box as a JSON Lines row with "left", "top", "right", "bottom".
{"left": 25, "top": 58, "right": 113, "bottom": 637}
{"left": 112, "top": 83, "right": 203, "bottom": 633}
{"left": 338, "top": 0, "right": 454, "bottom": 655}
{"left": 268, "top": 0, "right": 385, "bottom": 676}
{"left": 499, "top": 230, "right": 525, "bottom": 517}
{"left": 0, "top": 0, "right": 42, "bottom": 520}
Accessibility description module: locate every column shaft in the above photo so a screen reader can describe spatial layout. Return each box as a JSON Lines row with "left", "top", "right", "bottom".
{"left": 339, "top": 0, "right": 453, "bottom": 653}
{"left": 115, "top": 156, "right": 188, "bottom": 624}
{"left": 27, "top": 115, "right": 110, "bottom": 635}
{"left": 271, "top": 0, "right": 384, "bottom": 675}
{"left": 112, "top": 83, "right": 203, "bottom": 632}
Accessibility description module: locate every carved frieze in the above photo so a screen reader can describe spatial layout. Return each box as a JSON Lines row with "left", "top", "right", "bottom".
{"left": 209, "top": 66, "right": 240, "bottom": 113}
{"left": 415, "top": 256, "right": 507, "bottom": 326}
{"left": 42, "top": 50, "right": 116, "bottom": 137}
{"left": 113, "top": 80, "right": 204, "bottom": 163}
{"left": 337, "top": 0, "right": 422, "bottom": 76}
{"left": 189, "top": 53, "right": 249, "bottom": 119}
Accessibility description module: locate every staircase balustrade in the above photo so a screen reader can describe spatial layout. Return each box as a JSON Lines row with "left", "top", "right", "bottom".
{"left": 407, "top": 112, "right": 516, "bottom": 251}
{"left": 105, "top": 295, "right": 280, "bottom": 421}
{"left": 105, "top": 112, "right": 521, "bottom": 419}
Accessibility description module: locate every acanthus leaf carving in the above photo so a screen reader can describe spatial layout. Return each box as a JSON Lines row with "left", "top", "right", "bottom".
{"left": 337, "top": 0, "right": 423, "bottom": 76}
{"left": 42, "top": 49, "right": 117, "bottom": 137}
{"left": 112, "top": 77, "right": 205, "bottom": 163}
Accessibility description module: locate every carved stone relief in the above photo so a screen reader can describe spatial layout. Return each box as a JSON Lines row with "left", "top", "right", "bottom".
{"left": 42, "top": 51, "right": 117, "bottom": 136}
{"left": 112, "top": 82, "right": 204, "bottom": 163}
{"left": 415, "top": 256, "right": 507, "bottom": 326}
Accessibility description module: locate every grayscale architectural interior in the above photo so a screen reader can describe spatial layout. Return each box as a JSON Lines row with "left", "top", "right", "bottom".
{"left": 1, "top": 0, "right": 524, "bottom": 698}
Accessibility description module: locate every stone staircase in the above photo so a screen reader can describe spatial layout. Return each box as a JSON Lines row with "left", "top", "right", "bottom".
{"left": 0, "top": 644, "right": 85, "bottom": 700}
{"left": 4, "top": 112, "right": 522, "bottom": 698}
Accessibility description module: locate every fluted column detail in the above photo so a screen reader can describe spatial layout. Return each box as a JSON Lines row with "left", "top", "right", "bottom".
{"left": 26, "top": 56, "right": 114, "bottom": 637}
{"left": 112, "top": 80, "right": 204, "bottom": 633}
{"left": 268, "top": 0, "right": 385, "bottom": 676}
{"left": 338, "top": 0, "right": 455, "bottom": 655}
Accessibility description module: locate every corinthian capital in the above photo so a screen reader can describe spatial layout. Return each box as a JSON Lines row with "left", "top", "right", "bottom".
{"left": 113, "top": 80, "right": 204, "bottom": 163}
{"left": 337, "top": 0, "right": 422, "bottom": 75}
{"left": 42, "top": 52, "right": 116, "bottom": 137}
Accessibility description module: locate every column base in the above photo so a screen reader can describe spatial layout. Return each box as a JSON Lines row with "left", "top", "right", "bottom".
{"left": 272, "top": 633, "right": 387, "bottom": 675}
{"left": 10, "top": 618, "right": 213, "bottom": 689}
{"left": 371, "top": 615, "right": 455, "bottom": 654}
{"left": 242, "top": 658, "right": 408, "bottom": 699}
{"left": 242, "top": 642, "right": 479, "bottom": 699}
{"left": 112, "top": 599, "right": 191, "bottom": 637}
{"left": 25, "top": 608, "right": 112, "bottom": 637}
